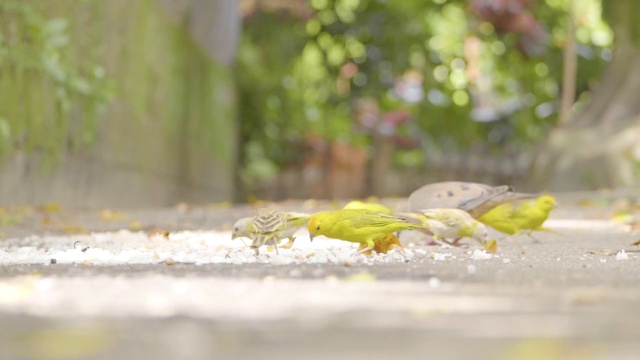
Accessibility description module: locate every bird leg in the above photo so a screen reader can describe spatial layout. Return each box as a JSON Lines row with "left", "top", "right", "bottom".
{"left": 353, "top": 246, "right": 374, "bottom": 256}
{"left": 355, "top": 243, "right": 373, "bottom": 256}
{"left": 267, "top": 235, "right": 280, "bottom": 254}
{"left": 429, "top": 235, "right": 455, "bottom": 248}
{"left": 251, "top": 235, "right": 268, "bottom": 255}
{"left": 353, "top": 239, "right": 375, "bottom": 256}
{"left": 524, "top": 231, "right": 541, "bottom": 243}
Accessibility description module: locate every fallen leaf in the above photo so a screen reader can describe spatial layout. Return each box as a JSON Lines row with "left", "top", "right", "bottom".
{"left": 175, "top": 202, "right": 189, "bottom": 214}
{"left": 577, "top": 199, "right": 593, "bottom": 208}
{"left": 344, "top": 272, "right": 376, "bottom": 282}
{"left": 209, "top": 201, "right": 231, "bottom": 209}
{"left": 148, "top": 231, "right": 170, "bottom": 239}
{"left": 129, "top": 221, "right": 143, "bottom": 231}
{"left": 0, "top": 208, "right": 22, "bottom": 226}
{"left": 38, "top": 203, "right": 61, "bottom": 213}
{"left": 280, "top": 237, "right": 296, "bottom": 249}
{"left": 63, "top": 226, "right": 86, "bottom": 234}
{"left": 484, "top": 239, "right": 498, "bottom": 253}
{"left": 14, "top": 326, "right": 115, "bottom": 360}
{"left": 631, "top": 239, "right": 640, "bottom": 246}
{"left": 610, "top": 210, "right": 635, "bottom": 224}
{"left": 99, "top": 209, "right": 125, "bottom": 221}
{"left": 246, "top": 195, "right": 260, "bottom": 204}
{"left": 504, "top": 338, "right": 590, "bottom": 360}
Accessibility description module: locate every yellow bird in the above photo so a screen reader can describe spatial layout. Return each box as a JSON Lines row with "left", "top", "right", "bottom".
{"left": 477, "top": 195, "right": 558, "bottom": 237}
{"left": 307, "top": 209, "right": 427, "bottom": 255}
{"left": 343, "top": 200, "right": 395, "bottom": 215}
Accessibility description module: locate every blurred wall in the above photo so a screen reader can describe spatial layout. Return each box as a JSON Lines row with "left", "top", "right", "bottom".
{"left": 0, "top": 0, "right": 239, "bottom": 207}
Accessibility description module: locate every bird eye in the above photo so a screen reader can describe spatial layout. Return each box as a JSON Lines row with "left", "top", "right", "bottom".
{"left": 316, "top": 225, "right": 320, "bottom": 230}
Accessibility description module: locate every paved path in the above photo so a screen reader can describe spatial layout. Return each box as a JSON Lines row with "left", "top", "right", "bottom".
{"left": 1, "top": 194, "right": 640, "bottom": 359}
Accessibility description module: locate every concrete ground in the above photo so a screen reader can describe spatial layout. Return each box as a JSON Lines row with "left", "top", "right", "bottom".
{"left": 1, "top": 192, "right": 640, "bottom": 359}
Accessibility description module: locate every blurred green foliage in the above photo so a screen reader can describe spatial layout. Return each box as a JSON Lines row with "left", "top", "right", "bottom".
{"left": 0, "top": 0, "right": 115, "bottom": 163}
{"left": 237, "top": 0, "right": 612, "bottom": 184}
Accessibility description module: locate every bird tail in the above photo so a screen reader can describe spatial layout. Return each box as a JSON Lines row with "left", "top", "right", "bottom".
{"left": 398, "top": 212, "right": 434, "bottom": 236}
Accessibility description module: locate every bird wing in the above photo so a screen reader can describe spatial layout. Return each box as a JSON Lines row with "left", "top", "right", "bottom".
{"left": 408, "top": 181, "right": 538, "bottom": 219}
{"left": 338, "top": 212, "right": 406, "bottom": 229}
{"left": 252, "top": 209, "right": 286, "bottom": 234}
{"left": 408, "top": 182, "right": 506, "bottom": 212}
{"left": 468, "top": 191, "right": 538, "bottom": 218}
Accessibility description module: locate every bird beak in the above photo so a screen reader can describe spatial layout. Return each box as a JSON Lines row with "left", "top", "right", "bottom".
{"left": 309, "top": 233, "right": 314, "bottom": 242}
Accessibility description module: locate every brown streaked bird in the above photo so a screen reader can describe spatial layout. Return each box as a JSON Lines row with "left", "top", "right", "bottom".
{"left": 249, "top": 209, "right": 287, "bottom": 255}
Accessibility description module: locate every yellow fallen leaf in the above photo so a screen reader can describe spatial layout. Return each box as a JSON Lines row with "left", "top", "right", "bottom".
{"left": 15, "top": 326, "right": 115, "bottom": 360}
{"left": 129, "top": 221, "right": 143, "bottom": 231}
{"left": 148, "top": 230, "right": 170, "bottom": 239}
{"left": 209, "top": 201, "right": 231, "bottom": 209}
{"left": 502, "top": 338, "right": 601, "bottom": 360}
{"left": 0, "top": 208, "right": 22, "bottom": 226}
{"left": 99, "top": 209, "right": 125, "bottom": 221}
{"left": 38, "top": 203, "right": 61, "bottom": 213}
{"left": 344, "top": 272, "right": 376, "bottom": 282}
{"left": 610, "top": 210, "right": 634, "bottom": 224}
{"left": 0, "top": 282, "right": 33, "bottom": 304}
{"left": 577, "top": 199, "right": 593, "bottom": 208}
{"left": 247, "top": 194, "right": 258, "bottom": 204}
{"left": 62, "top": 226, "right": 86, "bottom": 234}
{"left": 280, "top": 237, "right": 296, "bottom": 249}
{"left": 484, "top": 239, "right": 498, "bottom": 253}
